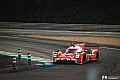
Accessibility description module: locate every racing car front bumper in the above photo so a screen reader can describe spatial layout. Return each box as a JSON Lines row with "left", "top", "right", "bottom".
{"left": 53, "top": 58, "right": 77, "bottom": 64}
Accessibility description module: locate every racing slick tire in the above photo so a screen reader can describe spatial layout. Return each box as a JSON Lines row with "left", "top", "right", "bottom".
{"left": 76, "top": 54, "right": 87, "bottom": 64}
{"left": 83, "top": 54, "right": 87, "bottom": 64}
{"left": 53, "top": 57, "right": 57, "bottom": 63}
{"left": 96, "top": 53, "right": 100, "bottom": 61}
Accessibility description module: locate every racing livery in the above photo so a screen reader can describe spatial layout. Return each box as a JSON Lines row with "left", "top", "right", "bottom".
{"left": 52, "top": 43, "right": 101, "bottom": 64}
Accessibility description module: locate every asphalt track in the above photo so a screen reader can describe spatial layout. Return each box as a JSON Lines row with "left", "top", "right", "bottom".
{"left": 0, "top": 29, "right": 120, "bottom": 80}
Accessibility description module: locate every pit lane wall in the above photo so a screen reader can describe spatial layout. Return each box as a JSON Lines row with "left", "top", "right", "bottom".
{"left": 0, "top": 22, "right": 120, "bottom": 32}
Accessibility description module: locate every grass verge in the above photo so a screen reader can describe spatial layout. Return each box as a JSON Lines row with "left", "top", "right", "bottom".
{"left": 16, "top": 35, "right": 120, "bottom": 46}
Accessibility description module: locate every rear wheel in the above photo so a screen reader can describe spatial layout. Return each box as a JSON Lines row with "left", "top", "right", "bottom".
{"left": 96, "top": 53, "right": 100, "bottom": 61}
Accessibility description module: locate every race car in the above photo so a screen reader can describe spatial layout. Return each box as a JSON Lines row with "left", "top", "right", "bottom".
{"left": 52, "top": 43, "right": 101, "bottom": 64}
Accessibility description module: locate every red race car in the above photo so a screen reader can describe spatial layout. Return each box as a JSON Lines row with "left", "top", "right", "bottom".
{"left": 52, "top": 43, "right": 101, "bottom": 64}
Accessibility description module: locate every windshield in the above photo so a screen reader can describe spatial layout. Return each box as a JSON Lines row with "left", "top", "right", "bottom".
{"left": 66, "top": 49, "right": 77, "bottom": 53}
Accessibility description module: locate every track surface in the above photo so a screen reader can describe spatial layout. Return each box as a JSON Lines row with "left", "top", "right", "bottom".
{"left": 0, "top": 29, "right": 120, "bottom": 80}
{"left": 0, "top": 29, "right": 120, "bottom": 37}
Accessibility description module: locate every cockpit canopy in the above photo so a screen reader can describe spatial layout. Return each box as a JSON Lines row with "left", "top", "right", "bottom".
{"left": 66, "top": 46, "right": 83, "bottom": 53}
{"left": 66, "top": 49, "right": 77, "bottom": 53}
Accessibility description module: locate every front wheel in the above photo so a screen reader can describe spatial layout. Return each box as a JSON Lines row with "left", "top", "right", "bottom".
{"left": 76, "top": 55, "right": 87, "bottom": 64}
{"left": 83, "top": 54, "right": 87, "bottom": 64}
{"left": 53, "top": 57, "right": 57, "bottom": 63}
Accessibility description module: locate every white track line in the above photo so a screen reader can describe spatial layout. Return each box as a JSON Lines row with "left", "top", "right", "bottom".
{"left": 1, "top": 35, "right": 120, "bottom": 51}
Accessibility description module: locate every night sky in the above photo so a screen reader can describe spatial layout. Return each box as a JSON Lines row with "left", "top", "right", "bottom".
{"left": 0, "top": 0, "right": 120, "bottom": 24}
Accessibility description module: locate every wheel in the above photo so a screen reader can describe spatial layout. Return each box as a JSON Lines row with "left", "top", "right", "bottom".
{"left": 53, "top": 57, "right": 57, "bottom": 63}
{"left": 76, "top": 54, "right": 87, "bottom": 64}
{"left": 96, "top": 53, "right": 100, "bottom": 61}
{"left": 83, "top": 54, "right": 87, "bottom": 63}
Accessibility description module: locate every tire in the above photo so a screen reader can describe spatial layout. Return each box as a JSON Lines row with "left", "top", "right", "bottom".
{"left": 83, "top": 54, "right": 87, "bottom": 64}
{"left": 96, "top": 53, "right": 100, "bottom": 61}
{"left": 53, "top": 57, "right": 57, "bottom": 63}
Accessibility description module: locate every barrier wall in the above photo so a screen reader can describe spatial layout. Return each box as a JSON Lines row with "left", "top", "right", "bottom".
{"left": 0, "top": 22, "right": 120, "bottom": 32}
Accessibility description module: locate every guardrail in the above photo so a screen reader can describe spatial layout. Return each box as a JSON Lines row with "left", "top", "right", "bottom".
{"left": 0, "top": 22, "right": 120, "bottom": 32}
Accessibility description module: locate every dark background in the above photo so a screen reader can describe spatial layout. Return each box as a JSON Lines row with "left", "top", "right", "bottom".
{"left": 0, "top": 0, "right": 120, "bottom": 24}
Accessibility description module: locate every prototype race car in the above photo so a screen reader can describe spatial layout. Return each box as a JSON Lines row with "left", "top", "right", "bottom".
{"left": 52, "top": 43, "right": 101, "bottom": 64}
